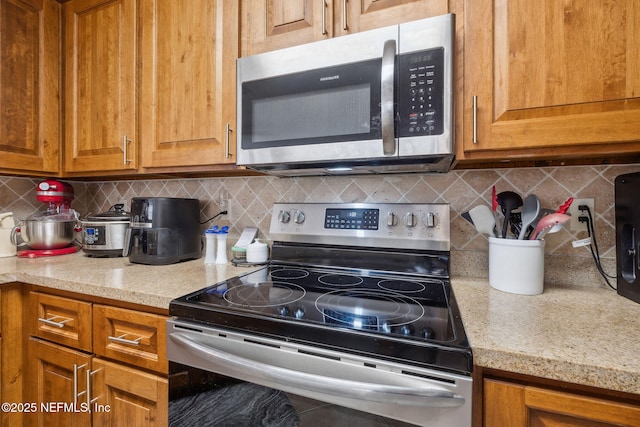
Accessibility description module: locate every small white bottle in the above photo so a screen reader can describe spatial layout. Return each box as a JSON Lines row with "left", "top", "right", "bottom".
{"left": 215, "top": 230, "right": 228, "bottom": 264}
{"left": 204, "top": 229, "right": 216, "bottom": 265}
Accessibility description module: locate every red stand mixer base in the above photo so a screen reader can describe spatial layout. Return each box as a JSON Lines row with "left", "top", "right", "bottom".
{"left": 17, "top": 245, "right": 80, "bottom": 258}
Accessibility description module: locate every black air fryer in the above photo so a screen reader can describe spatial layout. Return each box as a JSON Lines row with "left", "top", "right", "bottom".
{"left": 615, "top": 172, "right": 640, "bottom": 304}
{"left": 123, "top": 197, "right": 201, "bottom": 265}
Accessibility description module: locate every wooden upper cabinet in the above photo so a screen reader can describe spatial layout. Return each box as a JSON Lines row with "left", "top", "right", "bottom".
{"left": 138, "top": 0, "right": 238, "bottom": 170}
{"left": 240, "top": 0, "right": 331, "bottom": 56}
{"left": 462, "top": 0, "right": 640, "bottom": 160}
{"left": 341, "top": 0, "right": 448, "bottom": 36}
{"left": 63, "top": 0, "right": 137, "bottom": 173}
{"left": 241, "top": 0, "right": 448, "bottom": 56}
{"left": 0, "top": 0, "right": 60, "bottom": 175}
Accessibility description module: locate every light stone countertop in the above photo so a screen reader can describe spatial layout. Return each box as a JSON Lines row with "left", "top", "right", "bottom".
{"left": 1, "top": 253, "right": 639, "bottom": 397}
{"left": 0, "top": 252, "right": 256, "bottom": 310}
{"left": 452, "top": 277, "right": 640, "bottom": 396}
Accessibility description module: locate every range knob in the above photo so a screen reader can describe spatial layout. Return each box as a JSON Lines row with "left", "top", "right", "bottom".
{"left": 380, "top": 321, "right": 392, "bottom": 333}
{"left": 293, "top": 307, "right": 305, "bottom": 319}
{"left": 399, "top": 324, "right": 415, "bottom": 336}
{"left": 278, "top": 210, "right": 291, "bottom": 223}
{"left": 404, "top": 212, "right": 418, "bottom": 228}
{"left": 421, "top": 326, "right": 436, "bottom": 340}
{"left": 386, "top": 212, "right": 398, "bottom": 227}
{"left": 293, "top": 209, "right": 305, "bottom": 224}
{"left": 425, "top": 212, "right": 436, "bottom": 228}
{"left": 278, "top": 306, "right": 291, "bottom": 316}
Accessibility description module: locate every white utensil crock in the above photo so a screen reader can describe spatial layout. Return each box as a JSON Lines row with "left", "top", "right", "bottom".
{"left": 489, "top": 237, "right": 545, "bottom": 295}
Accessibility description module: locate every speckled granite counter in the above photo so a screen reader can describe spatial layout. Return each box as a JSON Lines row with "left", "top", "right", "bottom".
{"left": 0, "top": 252, "right": 255, "bottom": 310}
{"left": 1, "top": 253, "right": 639, "bottom": 397}
{"left": 452, "top": 277, "right": 640, "bottom": 396}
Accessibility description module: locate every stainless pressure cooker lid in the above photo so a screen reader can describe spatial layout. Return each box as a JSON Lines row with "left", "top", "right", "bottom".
{"left": 85, "top": 204, "right": 130, "bottom": 222}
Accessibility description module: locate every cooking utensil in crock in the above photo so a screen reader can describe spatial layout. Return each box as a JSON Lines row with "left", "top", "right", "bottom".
{"left": 519, "top": 194, "right": 541, "bottom": 240}
{"left": 530, "top": 213, "right": 570, "bottom": 240}
{"left": 468, "top": 205, "right": 496, "bottom": 237}
{"left": 497, "top": 191, "right": 523, "bottom": 238}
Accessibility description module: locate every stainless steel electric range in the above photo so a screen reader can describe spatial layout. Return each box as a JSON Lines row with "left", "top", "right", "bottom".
{"left": 167, "top": 203, "right": 472, "bottom": 427}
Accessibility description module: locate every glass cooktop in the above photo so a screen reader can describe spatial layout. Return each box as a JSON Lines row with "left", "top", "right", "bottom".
{"left": 170, "top": 263, "right": 472, "bottom": 374}
{"left": 187, "top": 264, "right": 453, "bottom": 342}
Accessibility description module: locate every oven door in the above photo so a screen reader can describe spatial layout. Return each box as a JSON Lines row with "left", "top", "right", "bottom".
{"left": 167, "top": 319, "right": 472, "bottom": 427}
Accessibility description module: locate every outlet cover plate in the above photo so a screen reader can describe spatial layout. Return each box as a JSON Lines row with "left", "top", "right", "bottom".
{"left": 568, "top": 198, "right": 595, "bottom": 231}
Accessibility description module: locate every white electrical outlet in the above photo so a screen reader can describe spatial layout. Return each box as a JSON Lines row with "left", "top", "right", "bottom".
{"left": 568, "top": 198, "right": 595, "bottom": 231}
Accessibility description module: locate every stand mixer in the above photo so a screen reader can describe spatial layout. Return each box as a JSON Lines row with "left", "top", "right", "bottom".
{"left": 37, "top": 179, "right": 75, "bottom": 214}
{"left": 11, "top": 179, "right": 81, "bottom": 258}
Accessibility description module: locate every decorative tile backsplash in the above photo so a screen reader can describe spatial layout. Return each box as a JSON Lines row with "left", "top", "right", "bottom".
{"left": 2, "top": 163, "right": 639, "bottom": 286}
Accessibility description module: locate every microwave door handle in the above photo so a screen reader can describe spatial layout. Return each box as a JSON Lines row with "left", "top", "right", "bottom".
{"left": 381, "top": 39, "right": 396, "bottom": 156}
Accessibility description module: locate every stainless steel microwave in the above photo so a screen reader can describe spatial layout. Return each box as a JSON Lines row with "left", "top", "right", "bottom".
{"left": 236, "top": 14, "right": 455, "bottom": 176}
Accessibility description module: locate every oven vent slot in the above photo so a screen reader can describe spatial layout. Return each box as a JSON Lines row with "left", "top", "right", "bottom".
{"left": 401, "top": 370, "right": 456, "bottom": 385}
{"left": 244, "top": 338, "right": 280, "bottom": 349}
{"left": 173, "top": 324, "right": 204, "bottom": 333}
{"left": 297, "top": 349, "right": 340, "bottom": 361}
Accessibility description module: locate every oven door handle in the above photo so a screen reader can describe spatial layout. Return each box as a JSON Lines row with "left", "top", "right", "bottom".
{"left": 169, "top": 331, "right": 465, "bottom": 408}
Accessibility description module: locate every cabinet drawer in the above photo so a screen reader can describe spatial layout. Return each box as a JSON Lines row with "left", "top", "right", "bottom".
{"left": 93, "top": 305, "right": 167, "bottom": 373}
{"left": 29, "top": 292, "right": 92, "bottom": 352}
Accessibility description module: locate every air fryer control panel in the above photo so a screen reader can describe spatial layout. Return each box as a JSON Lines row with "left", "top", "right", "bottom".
{"left": 397, "top": 47, "right": 444, "bottom": 137}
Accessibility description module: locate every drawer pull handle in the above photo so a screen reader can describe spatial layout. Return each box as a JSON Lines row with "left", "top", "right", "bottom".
{"left": 38, "top": 316, "right": 72, "bottom": 328}
{"left": 108, "top": 334, "right": 141, "bottom": 346}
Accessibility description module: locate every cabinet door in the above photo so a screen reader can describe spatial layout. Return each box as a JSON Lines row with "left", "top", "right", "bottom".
{"left": 342, "top": 0, "right": 448, "bottom": 36}
{"left": 27, "top": 338, "right": 93, "bottom": 427}
{"left": 63, "top": 0, "right": 137, "bottom": 173}
{"left": 484, "top": 379, "right": 640, "bottom": 427}
{"left": 92, "top": 358, "right": 168, "bottom": 427}
{"left": 463, "top": 0, "right": 640, "bottom": 159}
{"left": 0, "top": 0, "right": 59, "bottom": 174}
{"left": 240, "top": 0, "right": 332, "bottom": 56}
{"left": 139, "top": 0, "right": 237, "bottom": 169}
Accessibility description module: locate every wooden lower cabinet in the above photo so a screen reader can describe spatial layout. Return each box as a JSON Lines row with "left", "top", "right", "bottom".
{"left": 483, "top": 378, "right": 640, "bottom": 427}
{"left": 26, "top": 338, "right": 167, "bottom": 427}
{"left": 27, "top": 338, "right": 92, "bottom": 427}
{"left": 92, "top": 358, "right": 167, "bottom": 427}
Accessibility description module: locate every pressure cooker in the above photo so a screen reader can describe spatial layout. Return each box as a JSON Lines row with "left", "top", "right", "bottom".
{"left": 81, "top": 204, "right": 130, "bottom": 257}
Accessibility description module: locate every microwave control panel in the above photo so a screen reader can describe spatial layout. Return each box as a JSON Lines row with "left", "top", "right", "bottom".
{"left": 397, "top": 47, "right": 444, "bottom": 137}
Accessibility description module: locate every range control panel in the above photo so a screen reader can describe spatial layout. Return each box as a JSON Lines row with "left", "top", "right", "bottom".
{"left": 270, "top": 203, "right": 450, "bottom": 251}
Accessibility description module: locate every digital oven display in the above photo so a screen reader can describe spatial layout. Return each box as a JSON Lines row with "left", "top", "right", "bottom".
{"left": 324, "top": 208, "right": 379, "bottom": 230}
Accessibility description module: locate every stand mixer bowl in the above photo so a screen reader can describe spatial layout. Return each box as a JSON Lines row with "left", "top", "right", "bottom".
{"left": 18, "top": 217, "right": 77, "bottom": 250}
